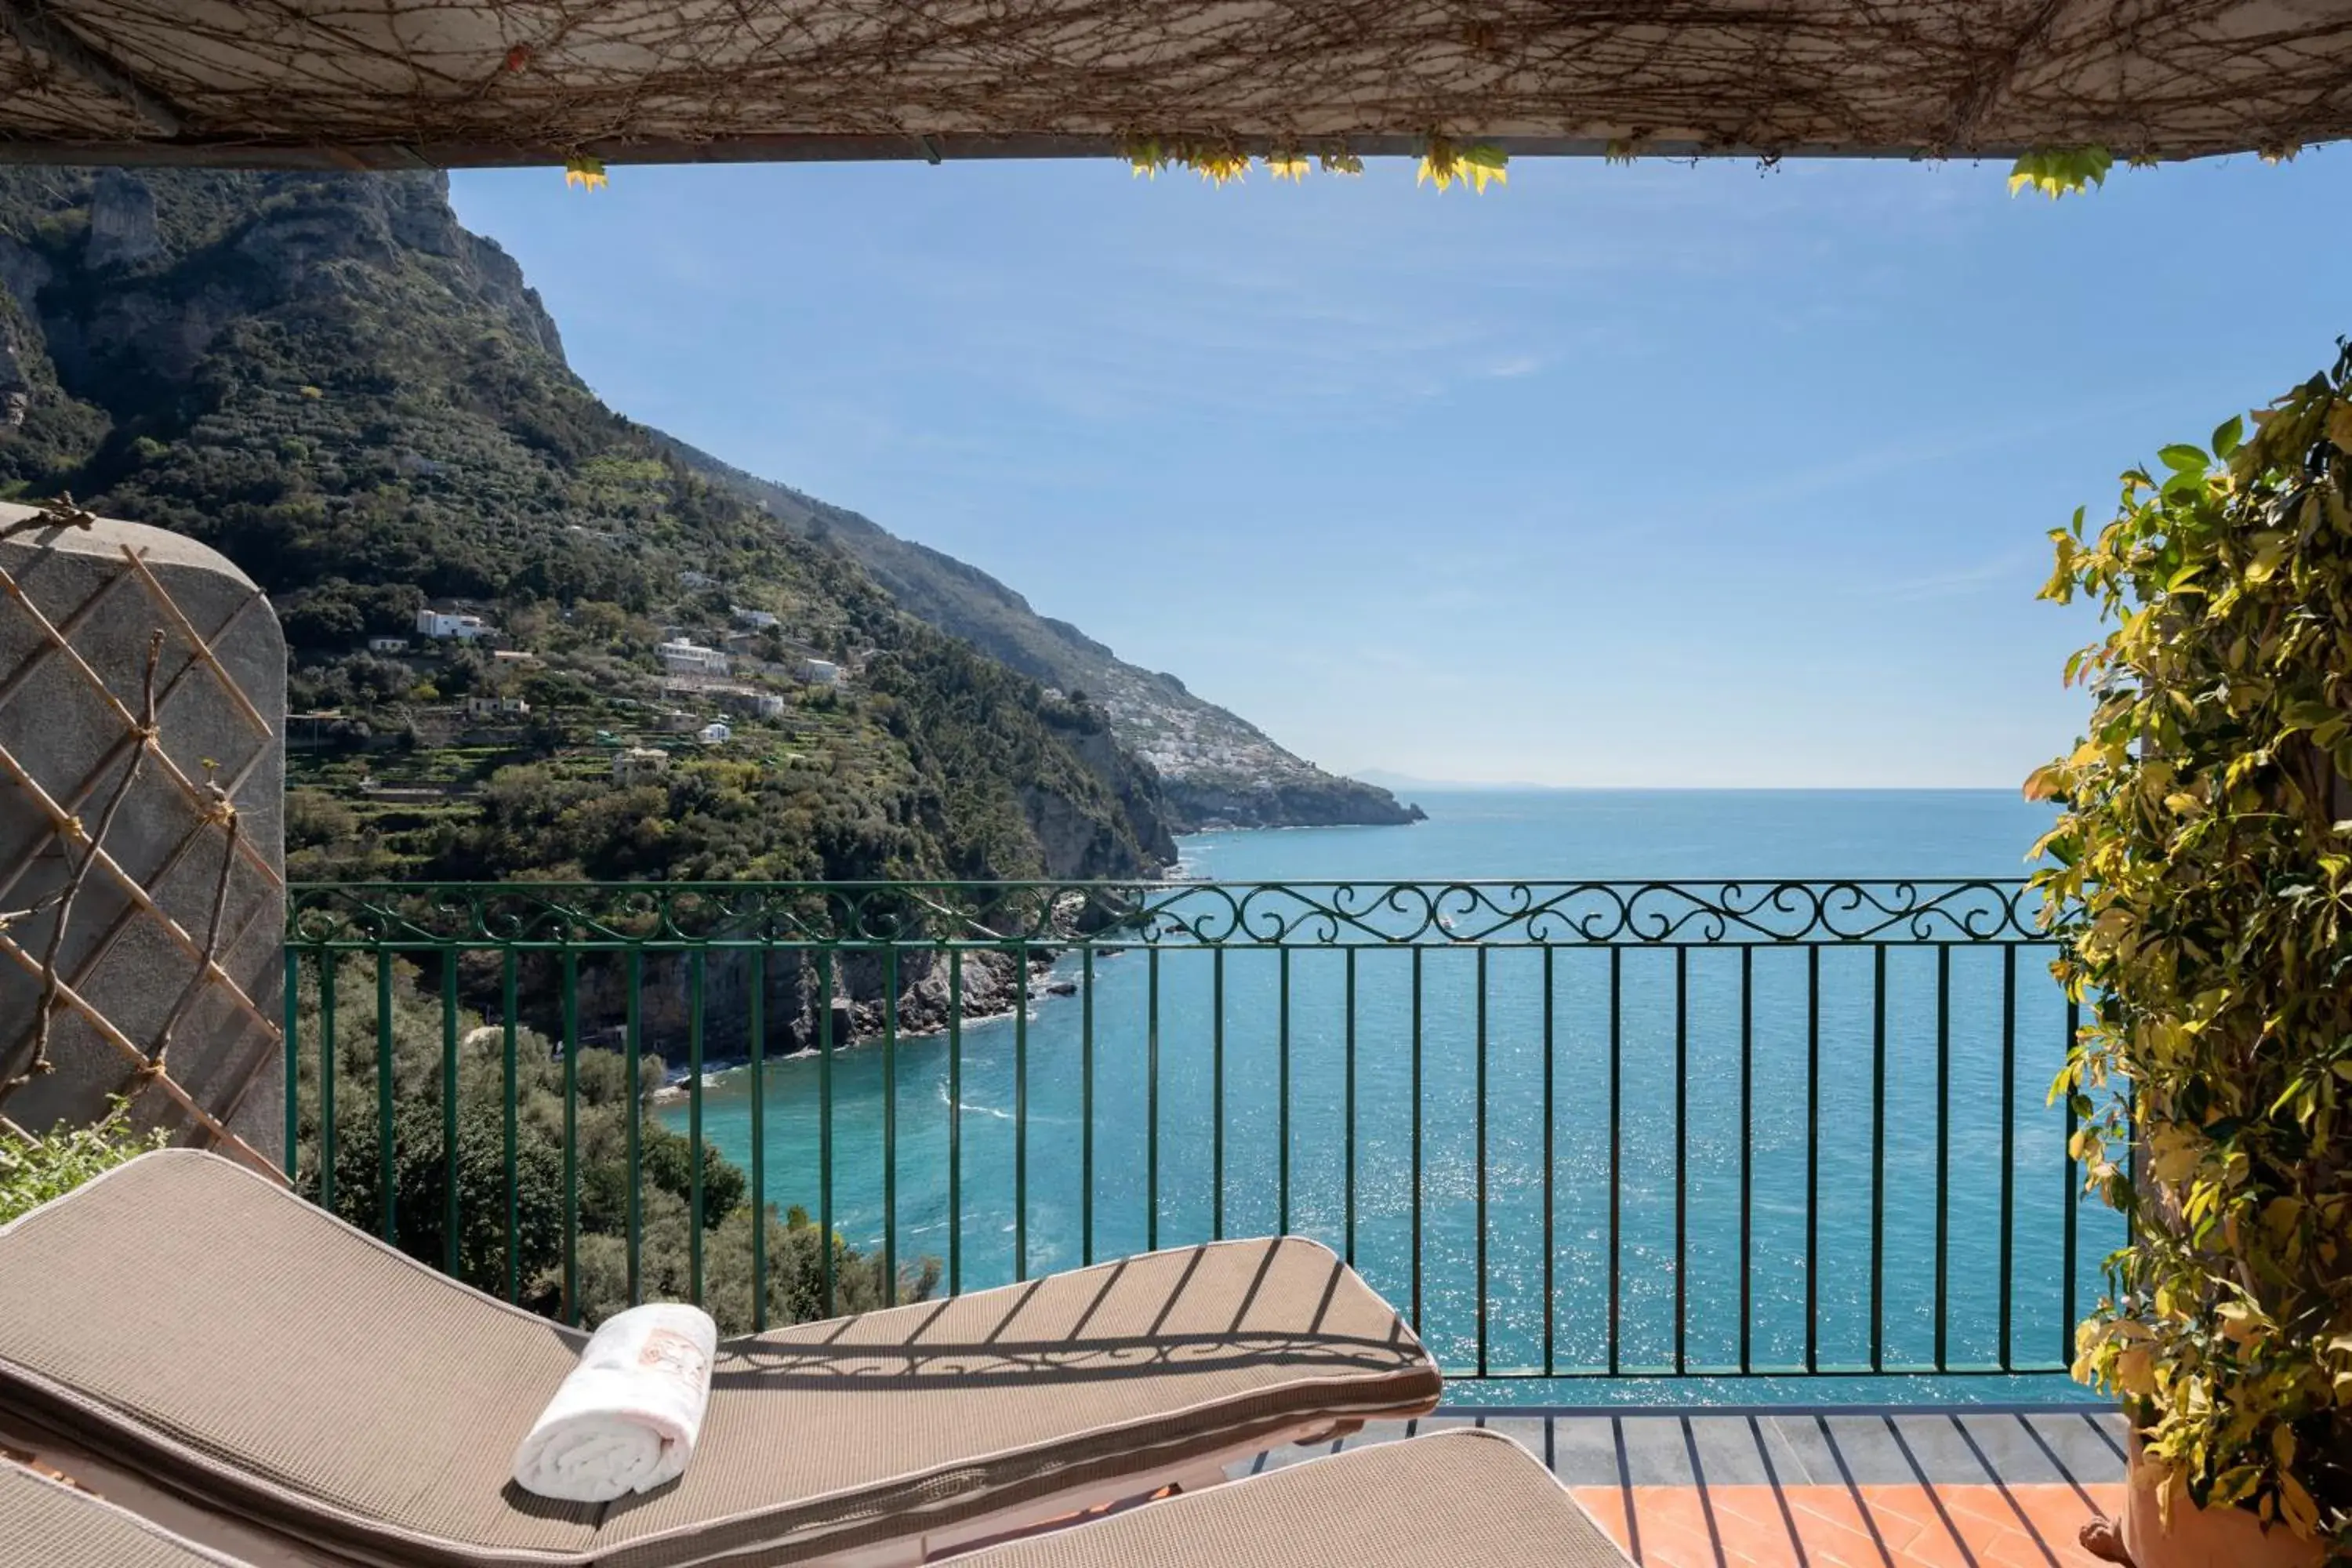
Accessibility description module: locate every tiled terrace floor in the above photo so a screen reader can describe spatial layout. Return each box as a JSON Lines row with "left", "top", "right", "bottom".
{"left": 1243, "top": 1407, "right": 2128, "bottom": 1568}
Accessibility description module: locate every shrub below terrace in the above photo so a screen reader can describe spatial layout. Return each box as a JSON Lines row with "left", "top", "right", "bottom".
{"left": 295, "top": 955, "right": 934, "bottom": 1333}
{"left": 0, "top": 1112, "right": 169, "bottom": 1227}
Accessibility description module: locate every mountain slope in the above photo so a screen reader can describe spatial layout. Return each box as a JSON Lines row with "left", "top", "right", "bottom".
{"left": 663, "top": 444, "right": 1426, "bottom": 831}
{"left": 0, "top": 165, "right": 1172, "bottom": 885}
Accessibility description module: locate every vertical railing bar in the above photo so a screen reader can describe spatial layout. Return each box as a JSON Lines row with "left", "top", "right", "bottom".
{"left": 1805, "top": 943, "right": 1820, "bottom": 1375}
{"left": 282, "top": 948, "right": 300, "bottom": 1192}
{"left": 626, "top": 949, "right": 642, "bottom": 1307}
{"left": 1542, "top": 945, "right": 1555, "bottom": 1377}
{"left": 561, "top": 949, "right": 579, "bottom": 1327}
{"left": 374, "top": 949, "right": 395, "bottom": 1242}
{"left": 1934, "top": 942, "right": 1951, "bottom": 1372}
{"left": 1410, "top": 946, "right": 1424, "bottom": 1338}
{"left": 1869, "top": 943, "right": 1886, "bottom": 1374}
{"left": 882, "top": 946, "right": 898, "bottom": 1308}
{"left": 1475, "top": 945, "right": 1489, "bottom": 1380}
{"left": 2063, "top": 990, "right": 2081, "bottom": 1356}
{"left": 1675, "top": 945, "right": 1688, "bottom": 1377}
{"left": 1608, "top": 945, "right": 1621, "bottom": 1378}
{"left": 1278, "top": 947, "right": 1291, "bottom": 1237}
{"left": 1076, "top": 946, "right": 1089, "bottom": 1269}
{"left": 440, "top": 953, "right": 459, "bottom": 1276}
{"left": 1739, "top": 944, "right": 1753, "bottom": 1377}
{"left": 501, "top": 951, "right": 519, "bottom": 1305}
{"left": 1999, "top": 944, "right": 2017, "bottom": 1370}
{"left": 1345, "top": 946, "right": 1358, "bottom": 1268}
{"left": 749, "top": 946, "right": 766, "bottom": 1332}
{"left": 318, "top": 957, "right": 336, "bottom": 1213}
{"left": 1147, "top": 946, "right": 1160, "bottom": 1254}
{"left": 949, "top": 948, "right": 964, "bottom": 1291}
{"left": 1213, "top": 947, "right": 1225, "bottom": 1242}
{"left": 688, "top": 947, "right": 705, "bottom": 1308}
{"left": 818, "top": 948, "right": 834, "bottom": 1318}
{"left": 1014, "top": 945, "right": 1029, "bottom": 1282}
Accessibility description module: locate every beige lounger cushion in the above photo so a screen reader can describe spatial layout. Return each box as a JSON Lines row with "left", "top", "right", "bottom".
{"left": 963, "top": 1430, "right": 1632, "bottom": 1568}
{"left": 0, "top": 1151, "right": 1438, "bottom": 1567}
{"left": 0, "top": 1461, "right": 249, "bottom": 1568}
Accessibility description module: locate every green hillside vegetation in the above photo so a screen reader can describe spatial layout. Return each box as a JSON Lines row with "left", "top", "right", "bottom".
{"left": 0, "top": 165, "right": 1172, "bottom": 887}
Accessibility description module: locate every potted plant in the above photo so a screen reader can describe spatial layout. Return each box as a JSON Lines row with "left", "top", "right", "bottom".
{"left": 2030, "top": 347, "right": 2352, "bottom": 1564}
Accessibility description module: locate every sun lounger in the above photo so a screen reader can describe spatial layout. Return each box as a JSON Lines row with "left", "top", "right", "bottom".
{"left": 4, "top": 1430, "right": 1628, "bottom": 1568}
{"left": 957, "top": 1429, "right": 1632, "bottom": 1567}
{"left": 0, "top": 1460, "right": 251, "bottom": 1568}
{"left": 0, "top": 1150, "right": 1439, "bottom": 1567}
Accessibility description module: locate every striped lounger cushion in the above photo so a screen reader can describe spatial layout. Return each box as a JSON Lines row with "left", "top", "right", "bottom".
{"left": 0, "top": 1150, "right": 1440, "bottom": 1566}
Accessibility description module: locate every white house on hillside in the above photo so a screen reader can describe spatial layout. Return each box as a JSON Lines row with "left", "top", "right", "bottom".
{"left": 797, "top": 657, "right": 841, "bottom": 687}
{"left": 732, "top": 606, "right": 779, "bottom": 630}
{"left": 366, "top": 636, "right": 409, "bottom": 654}
{"left": 698, "top": 721, "right": 731, "bottom": 744}
{"left": 416, "top": 608, "right": 492, "bottom": 641}
{"left": 657, "top": 639, "right": 730, "bottom": 676}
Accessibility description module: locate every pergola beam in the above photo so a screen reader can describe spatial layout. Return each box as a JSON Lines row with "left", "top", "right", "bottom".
{"left": 0, "top": 3, "right": 2346, "bottom": 172}
{"left": 0, "top": 0, "right": 186, "bottom": 136}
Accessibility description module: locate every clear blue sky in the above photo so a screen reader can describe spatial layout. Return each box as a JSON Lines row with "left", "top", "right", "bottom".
{"left": 449, "top": 152, "right": 2349, "bottom": 789}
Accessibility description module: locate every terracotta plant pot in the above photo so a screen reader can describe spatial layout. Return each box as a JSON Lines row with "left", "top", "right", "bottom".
{"left": 2085, "top": 1432, "right": 2325, "bottom": 1568}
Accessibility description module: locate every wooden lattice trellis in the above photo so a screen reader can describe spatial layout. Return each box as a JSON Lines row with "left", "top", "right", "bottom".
{"left": 0, "top": 503, "right": 285, "bottom": 1180}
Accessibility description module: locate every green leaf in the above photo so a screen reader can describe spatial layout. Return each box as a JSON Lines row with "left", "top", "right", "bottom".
{"left": 2158, "top": 444, "right": 2210, "bottom": 474}
{"left": 2211, "top": 416, "right": 2244, "bottom": 459}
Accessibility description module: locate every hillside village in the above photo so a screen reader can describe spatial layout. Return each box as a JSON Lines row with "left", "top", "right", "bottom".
{"left": 281, "top": 566, "right": 908, "bottom": 879}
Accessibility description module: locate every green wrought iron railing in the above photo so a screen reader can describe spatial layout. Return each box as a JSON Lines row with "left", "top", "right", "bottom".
{"left": 284, "top": 879, "right": 2126, "bottom": 1381}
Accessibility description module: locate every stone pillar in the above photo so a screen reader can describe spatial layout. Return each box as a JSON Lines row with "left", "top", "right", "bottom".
{"left": 0, "top": 502, "right": 286, "bottom": 1174}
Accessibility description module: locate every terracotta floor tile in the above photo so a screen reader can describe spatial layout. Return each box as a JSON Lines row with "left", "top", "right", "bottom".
{"left": 1782, "top": 1488, "right": 1902, "bottom": 1567}
{"left": 1559, "top": 1464, "right": 2120, "bottom": 1567}
{"left": 1573, "top": 1486, "right": 1639, "bottom": 1555}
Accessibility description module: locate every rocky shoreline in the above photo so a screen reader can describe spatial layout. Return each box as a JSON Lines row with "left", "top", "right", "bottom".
{"left": 651, "top": 947, "right": 1076, "bottom": 1102}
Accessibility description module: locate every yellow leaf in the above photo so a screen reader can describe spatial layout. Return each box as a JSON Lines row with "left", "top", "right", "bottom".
{"left": 2278, "top": 1473, "right": 2320, "bottom": 1537}
{"left": 1267, "top": 154, "right": 1310, "bottom": 183}
{"left": 2327, "top": 401, "right": 2352, "bottom": 453}
{"left": 562, "top": 155, "right": 608, "bottom": 191}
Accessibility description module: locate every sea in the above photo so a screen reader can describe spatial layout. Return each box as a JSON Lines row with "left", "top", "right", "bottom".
{"left": 666, "top": 789, "right": 2120, "bottom": 1407}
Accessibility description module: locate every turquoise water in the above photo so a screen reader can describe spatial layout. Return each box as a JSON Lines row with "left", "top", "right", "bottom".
{"left": 666, "top": 789, "right": 2121, "bottom": 1406}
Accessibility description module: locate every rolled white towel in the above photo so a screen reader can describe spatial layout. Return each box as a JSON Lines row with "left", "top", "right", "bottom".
{"left": 511, "top": 1303, "right": 719, "bottom": 1503}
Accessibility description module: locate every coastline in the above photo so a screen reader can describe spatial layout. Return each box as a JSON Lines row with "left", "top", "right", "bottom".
{"left": 649, "top": 949, "right": 1088, "bottom": 1102}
